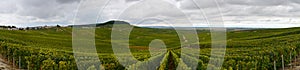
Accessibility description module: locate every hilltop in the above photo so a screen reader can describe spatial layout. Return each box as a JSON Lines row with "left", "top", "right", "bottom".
{"left": 68, "top": 20, "right": 132, "bottom": 28}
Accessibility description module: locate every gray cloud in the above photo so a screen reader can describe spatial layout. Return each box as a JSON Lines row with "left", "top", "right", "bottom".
{"left": 0, "top": 0, "right": 18, "bottom": 13}
{"left": 225, "top": 0, "right": 286, "bottom": 6}
{"left": 180, "top": 0, "right": 224, "bottom": 9}
{"left": 179, "top": 0, "right": 298, "bottom": 17}
{"left": 56, "top": 0, "right": 80, "bottom": 4}
{"left": 125, "top": 0, "right": 139, "bottom": 3}
{"left": 0, "top": 0, "right": 80, "bottom": 27}
{"left": 0, "top": 0, "right": 299, "bottom": 28}
{"left": 16, "top": 0, "right": 78, "bottom": 19}
{"left": 118, "top": 0, "right": 189, "bottom": 26}
{"left": 290, "top": 0, "right": 300, "bottom": 4}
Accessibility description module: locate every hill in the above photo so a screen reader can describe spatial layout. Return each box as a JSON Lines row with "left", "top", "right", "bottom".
{"left": 68, "top": 20, "right": 132, "bottom": 28}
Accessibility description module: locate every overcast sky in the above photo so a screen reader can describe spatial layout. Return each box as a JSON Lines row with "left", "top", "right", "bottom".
{"left": 1, "top": 0, "right": 300, "bottom": 28}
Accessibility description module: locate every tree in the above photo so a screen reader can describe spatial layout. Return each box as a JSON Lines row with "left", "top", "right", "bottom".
{"left": 12, "top": 26, "right": 17, "bottom": 28}
{"left": 56, "top": 25, "right": 61, "bottom": 28}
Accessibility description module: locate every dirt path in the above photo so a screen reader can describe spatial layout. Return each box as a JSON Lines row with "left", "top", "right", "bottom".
{"left": 0, "top": 58, "right": 12, "bottom": 70}
{"left": 168, "top": 52, "right": 175, "bottom": 70}
{"left": 282, "top": 55, "right": 300, "bottom": 70}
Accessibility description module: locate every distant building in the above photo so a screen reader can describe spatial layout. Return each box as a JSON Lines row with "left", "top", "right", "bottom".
{"left": 7, "top": 28, "right": 18, "bottom": 30}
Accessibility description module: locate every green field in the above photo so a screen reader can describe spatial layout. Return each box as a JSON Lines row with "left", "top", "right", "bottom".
{"left": 0, "top": 22, "right": 299, "bottom": 70}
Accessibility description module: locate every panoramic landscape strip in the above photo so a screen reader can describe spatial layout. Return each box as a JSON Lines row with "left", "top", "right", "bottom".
{"left": 0, "top": 21, "right": 299, "bottom": 70}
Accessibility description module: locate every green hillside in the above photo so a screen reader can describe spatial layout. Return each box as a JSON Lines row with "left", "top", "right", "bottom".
{"left": 0, "top": 22, "right": 299, "bottom": 70}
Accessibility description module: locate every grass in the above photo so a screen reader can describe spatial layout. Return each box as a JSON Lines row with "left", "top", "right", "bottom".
{"left": 1, "top": 26, "right": 300, "bottom": 52}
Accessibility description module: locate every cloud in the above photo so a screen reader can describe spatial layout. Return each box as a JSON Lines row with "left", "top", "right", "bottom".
{"left": 0, "top": 0, "right": 79, "bottom": 27}
{"left": 225, "top": 0, "right": 286, "bottom": 6}
{"left": 16, "top": 0, "right": 78, "bottom": 19}
{"left": 125, "top": 0, "right": 140, "bottom": 3}
{"left": 0, "top": 0, "right": 299, "bottom": 28}
{"left": 179, "top": 0, "right": 223, "bottom": 9}
{"left": 56, "top": 0, "right": 80, "bottom": 4}
{"left": 290, "top": 0, "right": 300, "bottom": 4}
{"left": 0, "top": 0, "right": 18, "bottom": 14}
{"left": 118, "top": 0, "right": 189, "bottom": 26}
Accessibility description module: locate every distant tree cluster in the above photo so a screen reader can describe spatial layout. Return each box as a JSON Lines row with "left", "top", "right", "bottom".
{"left": 0, "top": 25, "right": 19, "bottom": 30}
{"left": 0, "top": 24, "right": 63, "bottom": 30}
{"left": 0, "top": 25, "right": 17, "bottom": 29}
{"left": 24, "top": 25, "right": 62, "bottom": 30}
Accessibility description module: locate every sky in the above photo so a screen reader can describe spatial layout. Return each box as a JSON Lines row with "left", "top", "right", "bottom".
{"left": 0, "top": 0, "right": 300, "bottom": 28}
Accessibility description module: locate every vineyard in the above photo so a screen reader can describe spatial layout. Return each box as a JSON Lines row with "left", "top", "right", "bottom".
{"left": 0, "top": 23, "right": 300, "bottom": 70}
